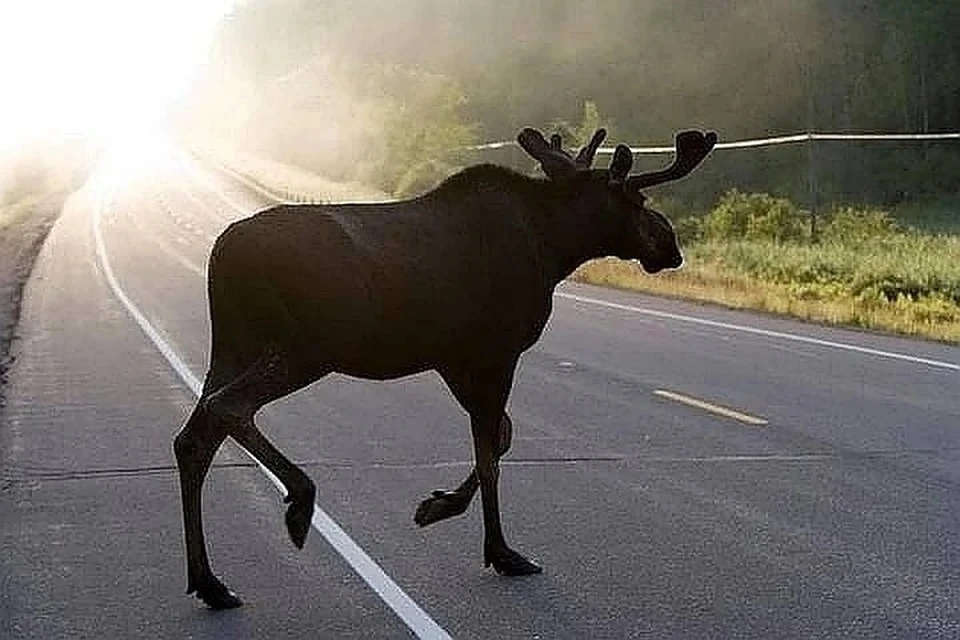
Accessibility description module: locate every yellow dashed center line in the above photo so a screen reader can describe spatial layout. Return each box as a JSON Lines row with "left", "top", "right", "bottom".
{"left": 654, "top": 389, "right": 769, "bottom": 426}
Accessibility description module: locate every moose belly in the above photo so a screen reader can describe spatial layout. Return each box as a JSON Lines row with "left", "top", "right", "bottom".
{"left": 292, "top": 290, "right": 472, "bottom": 380}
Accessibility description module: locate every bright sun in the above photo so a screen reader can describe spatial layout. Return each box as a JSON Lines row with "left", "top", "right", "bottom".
{"left": 0, "top": 0, "right": 235, "bottom": 152}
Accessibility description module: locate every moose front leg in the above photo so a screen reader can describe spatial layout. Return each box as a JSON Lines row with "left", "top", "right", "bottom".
{"left": 414, "top": 413, "right": 512, "bottom": 527}
{"left": 439, "top": 364, "right": 540, "bottom": 576}
{"left": 471, "top": 410, "right": 541, "bottom": 575}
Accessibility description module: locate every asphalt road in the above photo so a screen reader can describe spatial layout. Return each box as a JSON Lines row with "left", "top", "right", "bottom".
{"left": 2, "top": 138, "right": 959, "bottom": 639}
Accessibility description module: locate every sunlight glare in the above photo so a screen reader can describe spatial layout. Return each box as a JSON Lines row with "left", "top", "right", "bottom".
{"left": 0, "top": 0, "right": 235, "bottom": 152}
{"left": 101, "top": 130, "right": 184, "bottom": 185}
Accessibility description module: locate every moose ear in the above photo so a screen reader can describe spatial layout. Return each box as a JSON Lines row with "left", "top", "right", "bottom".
{"left": 609, "top": 144, "right": 633, "bottom": 181}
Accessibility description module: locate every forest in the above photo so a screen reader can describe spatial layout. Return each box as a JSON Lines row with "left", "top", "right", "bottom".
{"left": 181, "top": 0, "right": 960, "bottom": 210}
{"left": 177, "top": 1, "right": 960, "bottom": 341}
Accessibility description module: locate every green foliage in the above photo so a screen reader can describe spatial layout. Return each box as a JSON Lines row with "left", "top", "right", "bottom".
{"left": 361, "top": 65, "right": 480, "bottom": 196}
{"left": 649, "top": 195, "right": 704, "bottom": 244}
{"left": 691, "top": 190, "right": 960, "bottom": 319}
{"left": 703, "top": 189, "right": 807, "bottom": 243}
{"left": 822, "top": 206, "right": 899, "bottom": 244}
{"left": 671, "top": 216, "right": 703, "bottom": 244}
{"left": 546, "top": 100, "right": 614, "bottom": 148}
{"left": 191, "top": 0, "right": 960, "bottom": 209}
{"left": 691, "top": 233, "right": 960, "bottom": 308}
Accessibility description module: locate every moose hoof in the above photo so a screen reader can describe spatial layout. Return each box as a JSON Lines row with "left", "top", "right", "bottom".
{"left": 284, "top": 494, "right": 314, "bottom": 549}
{"left": 191, "top": 577, "right": 243, "bottom": 610}
{"left": 414, "top": 490, "right": 470, "bottom": 527}
{"left": 486, "top": 547, "right": 543, "bottom": 576}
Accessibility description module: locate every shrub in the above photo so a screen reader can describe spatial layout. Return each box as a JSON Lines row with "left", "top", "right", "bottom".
{"left": 356, "top": 64, "right": 479, "bottom": 195}
{"left": 672, "top": 215, "right": 704, "bottom": 244}
{"left": 822, "top": 206, "right": 899, "bottom": 243}
{"left": 703, "top": 189, "right": 807, "bottom": 243}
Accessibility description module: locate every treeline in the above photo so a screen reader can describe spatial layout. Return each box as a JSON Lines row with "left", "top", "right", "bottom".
{"left": 181, "top": 0, "right": 960, "bottom": 207}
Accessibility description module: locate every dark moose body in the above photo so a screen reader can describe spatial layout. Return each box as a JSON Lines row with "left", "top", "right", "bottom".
{"left": 174, "top": 126, "right": 717, "bottom": 609}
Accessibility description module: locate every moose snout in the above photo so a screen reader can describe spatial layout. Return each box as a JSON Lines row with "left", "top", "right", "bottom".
{"left": 639, "top": 247, "right": 683, "bottom": 273}
{"left": 666, "top": 248, "right": 684, "bottom": 269}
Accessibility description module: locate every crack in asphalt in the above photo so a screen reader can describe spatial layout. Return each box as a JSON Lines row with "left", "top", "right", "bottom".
{"left": 3, "top": 447, "right": 957, "bottom": 484}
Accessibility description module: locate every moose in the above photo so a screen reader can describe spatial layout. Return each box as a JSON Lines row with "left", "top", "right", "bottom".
{"left": 174, "top": 126, "right": 717, "bottom": 609}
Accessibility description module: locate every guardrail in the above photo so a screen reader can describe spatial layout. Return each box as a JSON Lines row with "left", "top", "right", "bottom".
{"left": 469, "top": 131, "right": 960, "bottom": 154}
{"left": 197, "top": 129, "right": 960, "bottom": 241}
{"left": 468, "top": 130, "right": 960, "bottom": 241}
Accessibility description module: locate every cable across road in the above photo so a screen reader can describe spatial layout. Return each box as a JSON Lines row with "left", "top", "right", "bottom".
{"left": 469, "top": 131, "right": 960, "bottom": 155}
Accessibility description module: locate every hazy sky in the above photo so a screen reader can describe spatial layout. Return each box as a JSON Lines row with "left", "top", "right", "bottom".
{"left": 0, "top": 0, "right": 235, "bottom": 151}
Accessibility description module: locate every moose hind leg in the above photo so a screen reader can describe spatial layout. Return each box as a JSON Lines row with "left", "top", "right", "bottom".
{"left": 173, "top": 402, "right": 242, "bottom": 610}
{"left": 230, "top": 419, "right": 316, "bottom": 549}
{"left": 414, "top": 413, "right": 512, "bottom": 527}
{"left": 209, "top": 347, "right": 320, "bottom": 550}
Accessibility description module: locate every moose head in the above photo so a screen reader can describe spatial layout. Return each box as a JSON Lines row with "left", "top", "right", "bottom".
{"left": 517, "top": 126, "right": 717, "bottom": 273}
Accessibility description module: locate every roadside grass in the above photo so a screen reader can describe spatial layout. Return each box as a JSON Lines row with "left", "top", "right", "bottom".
{"left": 0, "top": 195, "right": 45, "bottom": 232}
{"left": 1, "top": 140, "right": 95, "bottom": 231}
{"left": 575, "top": 234, "right": 960, "bottom": 343}
{"left": 200, "top": 146, "right": 960, "bottom": 344}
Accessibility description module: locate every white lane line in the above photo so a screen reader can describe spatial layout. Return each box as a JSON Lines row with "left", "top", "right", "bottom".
{"left": 142, "top": 231, "right": 206, "bottom": 279}
{"left": 557, "top": 291, "right": 960, "bottom": 372}
{"left": 653, "top": 389, "right": 769, "bottom": 426}
{"left": 92, "top": 177, "right": 452, "bottom": 640}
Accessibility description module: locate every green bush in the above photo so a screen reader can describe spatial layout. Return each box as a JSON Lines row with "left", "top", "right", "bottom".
{"left": 546, "top": 100, "right": 615, "bottom": 149}
{"left": 689, "top": 232, "right": 960, "bottom": 307}
{"left": 822, "top": 206, "right": 899, "bottom": 243}
{"left": 352, "top": 64, "right": 479, "bottom": 196}
{"left": 672, "top": 215, "right": 704, "bottom": 244}
{"left": 703, "top": 189, "right": 807, "bottom": 243}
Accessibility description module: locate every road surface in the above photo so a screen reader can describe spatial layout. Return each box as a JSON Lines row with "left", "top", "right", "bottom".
{"left": 2, "top": 137, "right": 959, "bottom": 639}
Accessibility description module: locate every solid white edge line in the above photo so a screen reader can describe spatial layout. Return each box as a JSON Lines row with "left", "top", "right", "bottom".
{"left": 556, "top": 291, "right": 960, "bottom": 372}
{"left": 92, "top": 175, "right": 452, "bottom": 640}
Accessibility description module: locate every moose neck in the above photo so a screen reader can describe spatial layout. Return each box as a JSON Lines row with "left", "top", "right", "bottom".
{"left": 430, "top": 166, "right": 619, "bottom": 288}
{"left": 527, "top": 180, "right": 619, "bottom": 286}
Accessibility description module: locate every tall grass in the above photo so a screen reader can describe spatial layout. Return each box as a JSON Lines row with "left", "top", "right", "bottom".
{"left": 577, "top": 194, "right": 960, "bottom": 343}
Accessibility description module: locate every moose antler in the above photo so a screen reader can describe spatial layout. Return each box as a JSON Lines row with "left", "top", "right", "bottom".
{"left": 626, "top": 130, "right": 718, "bottom": 190}
{"left": 517, "top": 128, "right": 607, "bottom": 179}
{"left": 518, "top": 127, "right": 716, "bottom": 188}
